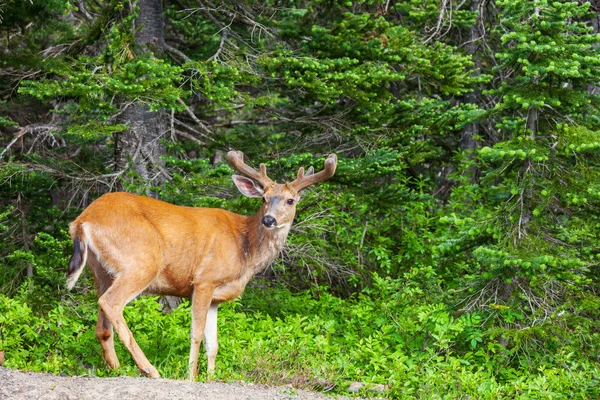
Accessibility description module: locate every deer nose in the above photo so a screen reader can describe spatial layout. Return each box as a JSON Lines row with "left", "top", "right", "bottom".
{"left": 262, "top": 215, "right": 277, "bottom": 228}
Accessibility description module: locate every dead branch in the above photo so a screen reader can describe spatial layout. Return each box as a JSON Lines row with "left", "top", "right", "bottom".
{"left": 1, "top": 124, "right": 61, "bottom": 159}
{"left": 174, "top": 129, "right": 205, "bottom": 145}
{"left": 211, "top": 119, "right": 282, "bottom": 128}
{"left": 164, "top": 43, "right": 192, "bottom": 63}
{"left": 424, "top": 0, "right": 452, "bottom": 44}
{"left": 178, "top": 99, "right": 213, "bottom": 134}
{"left": 173, "top": 117, "right": 215, "bottom": 142}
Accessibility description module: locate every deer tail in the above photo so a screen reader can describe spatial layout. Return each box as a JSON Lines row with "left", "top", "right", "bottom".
{"left": 66, "top": 224, "right": 88, "bottom": 290}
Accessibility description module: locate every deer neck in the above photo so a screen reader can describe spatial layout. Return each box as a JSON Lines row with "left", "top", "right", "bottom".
{"left": 242, "top": 213, "right": 291, "bottom": 273}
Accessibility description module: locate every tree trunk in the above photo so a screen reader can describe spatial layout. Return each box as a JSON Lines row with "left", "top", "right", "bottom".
{"left": 134, "top": 0, "right": 166, "bottom": 49}
{"left": 115, "top": 105, "right": 166, "bottom": 197}
{"left": 526, "top": 106, "right": 538, "bottom": 138}
{"left": 115, "top": 0, "right": 167, "bottom": 198}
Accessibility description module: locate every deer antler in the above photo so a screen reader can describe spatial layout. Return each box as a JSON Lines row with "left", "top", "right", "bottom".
{"left": 227, "top": 151, "right": 275, "bottom": 188}
{"left": 290, "top": 154, "right": 338, "bottom": 192}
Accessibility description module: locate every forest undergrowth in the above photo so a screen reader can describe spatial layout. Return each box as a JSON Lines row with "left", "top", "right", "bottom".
{"left": 1, "top": 0, "right": 600, "bottom": 398}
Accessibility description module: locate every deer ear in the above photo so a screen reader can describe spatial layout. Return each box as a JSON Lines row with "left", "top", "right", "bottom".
{"left": 232, "top": 175, "right": 264, "bottom": 198}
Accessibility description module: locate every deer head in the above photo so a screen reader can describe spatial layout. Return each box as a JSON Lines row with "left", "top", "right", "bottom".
{"left": 228, "top": 151, "right": 338, "bottom": 230}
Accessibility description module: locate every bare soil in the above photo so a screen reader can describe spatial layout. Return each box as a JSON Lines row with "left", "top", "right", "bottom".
{"left": 0, "top": 367, "right": 345, "bottom": 400}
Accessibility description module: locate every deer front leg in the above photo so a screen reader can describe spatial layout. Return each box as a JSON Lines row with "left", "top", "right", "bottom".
{"left": 204, "top": 303, "right": 219, "bottom": 374}
{"left": 189, "top": 285, "right": 214, "bottom": 381}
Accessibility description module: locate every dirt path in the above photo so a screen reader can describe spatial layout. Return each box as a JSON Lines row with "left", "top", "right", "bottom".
{"left": 0, "top": 367, "right": 345, "bottom": 400}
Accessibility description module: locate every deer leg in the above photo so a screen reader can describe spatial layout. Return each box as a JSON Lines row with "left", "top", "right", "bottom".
{"left": 204, "top": 303, "right": 219, "bottom": 374}
{"left": 95, "top": 308, "right": 119, "bottom": 369}
{"left": 188, "top": 285, "right": 214, "bottom": 381}
{"left": 98, "top": 277, "right": 159, "bottom": 378}
{"left": 90, "top": 253, "right": 119, "bottom": 369}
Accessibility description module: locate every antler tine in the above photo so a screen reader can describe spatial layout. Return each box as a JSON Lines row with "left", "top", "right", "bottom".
{"left": 227, "top": 151, "right": 274, "bottom": 188}
{"left": 291, "top": 154, "right": 338, "bottom": 192}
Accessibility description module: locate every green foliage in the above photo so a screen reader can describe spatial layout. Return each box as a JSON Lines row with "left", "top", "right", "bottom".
{"left": 1, "top": 276, "right": 598, "bottom": 397}
{"left": 436, "top": 0, "right": 600, "bottom": 374}
{"left": 19, "top": 56, "right": 187, "bottom": 116}
{"left": 256, "top": 11, "right": 485, "bottom": 148}
{"left": 1, "top": 0, "right": 600, "bottom": 398}
{"left": 491, "top": 0, "right": 600, "bottom": 128}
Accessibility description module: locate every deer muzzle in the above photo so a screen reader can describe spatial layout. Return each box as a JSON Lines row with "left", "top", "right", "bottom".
{"left": 261, "top": 215, "right": 277, "bottom": 228}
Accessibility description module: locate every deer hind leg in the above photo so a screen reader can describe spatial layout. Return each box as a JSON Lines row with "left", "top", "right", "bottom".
{"left": 89, "top": 253, "right": 120, "bottom": 369}
{"left": 188, "top": 285, "right": 214, "bottom": 381}
{"left": 204, "top": 303, "right": 219, "bottom": 374}
{"left": 98, "top": 269, "right": 161, "bottom": 378}
{"left": 96, "top": 308, "right": 119, "bottom": 369}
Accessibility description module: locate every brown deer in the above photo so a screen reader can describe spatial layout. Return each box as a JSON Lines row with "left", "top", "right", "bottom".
{"left": 66, "top": 151, "right": 337, "bottom": 380}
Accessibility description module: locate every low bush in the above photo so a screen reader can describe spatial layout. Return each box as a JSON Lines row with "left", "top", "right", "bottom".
{"left": 1, "top": 274, "right": 598, "bottom": 398}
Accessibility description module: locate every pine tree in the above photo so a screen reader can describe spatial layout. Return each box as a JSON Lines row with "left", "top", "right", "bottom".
{"left": 443, "top": 0, "right": 600, "bottom": 355}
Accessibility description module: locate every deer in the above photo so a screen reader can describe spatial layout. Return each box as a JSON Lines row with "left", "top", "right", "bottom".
{"left": 65, "top": 151, "right": 337, "bottom": 380}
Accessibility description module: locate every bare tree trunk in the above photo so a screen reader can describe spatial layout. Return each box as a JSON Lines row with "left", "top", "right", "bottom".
{"left": 497, "top": 279, "right": 513, "bottom": 349}
{"left": 134, "top": 0, "right": 166, "bottom": 49}
{"left": 526, "top": 106, "right": 537, "bottom": 138}
{"left": 115, "top": 0, "right": 167, "bottom": 198}
{"left": 115, "top": 105, "right": 166, "bottom": 196}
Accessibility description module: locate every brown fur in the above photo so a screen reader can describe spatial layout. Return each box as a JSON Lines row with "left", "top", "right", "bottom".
{"left": 66, "top": 153, "right": 337, "bottom": 380}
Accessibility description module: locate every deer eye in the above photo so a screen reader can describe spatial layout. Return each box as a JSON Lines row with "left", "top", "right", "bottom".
{"left": 287, "top": 199, "right": 295, "bottom": 205}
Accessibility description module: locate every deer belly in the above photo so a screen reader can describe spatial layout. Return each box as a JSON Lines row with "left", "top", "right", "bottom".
{"left": 212, "top": 281, "right": 246, "bottom": 302}
{"left": 145, "top": 274, "right": 193, "bottom": 297}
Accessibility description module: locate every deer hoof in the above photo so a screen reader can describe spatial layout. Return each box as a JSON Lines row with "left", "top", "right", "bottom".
{"left": 142, "top": 367, "right": 160, "bottom": 378}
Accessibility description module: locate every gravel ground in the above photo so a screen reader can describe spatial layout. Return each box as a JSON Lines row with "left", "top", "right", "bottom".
{"left": 0, "top": 367, "right": 347, "bottom": 400}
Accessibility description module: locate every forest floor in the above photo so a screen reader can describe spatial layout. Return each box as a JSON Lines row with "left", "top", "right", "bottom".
{"left": 0, "top": 367, "right": 349, "bottom": 400}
